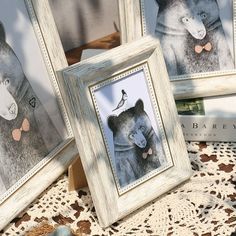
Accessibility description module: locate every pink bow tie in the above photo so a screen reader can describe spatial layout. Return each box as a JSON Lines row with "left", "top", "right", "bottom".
{"left": 195, "top": 42, "right": 212, "bottom": 54}
{"left": 12, "top": 118, "right": 30, "bottom": 141}
{"left": 142, "top": 148, "right": 153, "bottom": 159}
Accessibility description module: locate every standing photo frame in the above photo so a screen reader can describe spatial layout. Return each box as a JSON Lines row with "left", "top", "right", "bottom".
{"left": 118, "top": 0, "right": 236, "bottom": 98}
{"left": 60, "top": 36, "right": 192, "bottom": 227}
{"left": 119, "top": 0, "right": 236, "bottom": 142}
{"left": 0, "top": 0, "right": 78, "bottom": 230}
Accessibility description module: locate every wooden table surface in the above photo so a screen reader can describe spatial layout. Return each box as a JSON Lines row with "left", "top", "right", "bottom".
{"left": 65, "top": 32, "right": 120, "bottom": 65}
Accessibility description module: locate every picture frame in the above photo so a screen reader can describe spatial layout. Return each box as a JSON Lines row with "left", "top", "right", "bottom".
{"left": 47, "top": 0, "right": 121, "bottom": 65}
{"left": 118, "top": 0, "right": 236, "bottom": 142}
{"left": 118, "top": 0, "right": 236, "bottom": 99}
{"left": 0, "top": 0, "right": 78, "bottom": 230}
{"left": 60, "top": 36, "right": 192, "bottom": 227}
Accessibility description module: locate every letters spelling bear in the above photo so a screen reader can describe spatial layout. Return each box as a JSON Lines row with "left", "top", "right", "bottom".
{"left": 155, "top": 0, "right": 234, "bottom": 76}
{"left": 0, "top": 22, "right": 62, "bottom": 194}
{"left": 108, "top": 99, "right": 166, "bottom": 188}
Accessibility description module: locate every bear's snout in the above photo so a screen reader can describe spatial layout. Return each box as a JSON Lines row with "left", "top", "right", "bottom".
{"left": 135, "top": 138, "right": 147, "bottom": 149}
{"left": 1, "top": 101, "right": 18, "bottom": 120}
{"left": 129, "top": 129, "right": 147, "bottom": 148}
{"left": 0, "top": 97, "right": 18, "bottom": 121}
{"left": 0, "top": 80, "right": 18, "bottom": 120}
{"left": 197, "top": 29, "right": 206, "bottom": 39}
{"left": 138, "top": 139, "right": 147, "bottom": 148}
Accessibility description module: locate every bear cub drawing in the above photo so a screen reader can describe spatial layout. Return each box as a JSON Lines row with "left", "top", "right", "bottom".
{"left": 0, "top": 22, "right": 63, "bottom": 195}
{"left": 108, "top": 99, "right": 166, "bottom": 188}
{"left": 155, "top": 0, "right": 234, "bottom": 76}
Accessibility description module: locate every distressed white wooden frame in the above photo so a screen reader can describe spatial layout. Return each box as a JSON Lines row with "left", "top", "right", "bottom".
{"left": 0, "top": 0, "right": 78, "bottom": 230}
{"left": 60, "top": 36, "right": 192, "bottom": 227}
{"left": 118, "top": 0, "right": 236, "bottom": 100}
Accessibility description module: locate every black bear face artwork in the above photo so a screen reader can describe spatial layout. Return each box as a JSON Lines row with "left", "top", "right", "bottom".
{"left": 0, "top": 23, "right": 25, "bottom": 94}
{"left": 128, "top": 124, "right": 147, "bottom": 149}
{"left": 0, "top": 22, "right": 26, "bottom": 121}
{"left": 0, "top": 20, "right": 62, "bottom": 194}
{"left": 155, "top": 0, "right": 219, "bottom": 40}
{"left": 154, "top": 0, "right": 234, "bottom": 75}
{"left": 108, "top": 99, "right": 166, "bottom": 188}
{"left": 109, "top": 99, "right": 150, "bottom": 149}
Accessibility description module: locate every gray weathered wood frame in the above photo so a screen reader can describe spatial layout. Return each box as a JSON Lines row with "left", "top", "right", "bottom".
{"left": 118, "top": 0, "right": 236, "bottom": 100}
{"left": 0, "top": 0, "right": 78, "bottom": 230}
{"left": 60, "top": 36, "right": 192, "bottom": 227}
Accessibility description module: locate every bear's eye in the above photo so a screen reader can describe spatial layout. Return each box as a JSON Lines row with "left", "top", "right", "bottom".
{"left": 200, "top": 12, "right": 207, "bottom": 19}
{"left": 3, "top": 79, "right": 9, "bottom": 86}
{"left": 139, "top": 126, "right": 145, "bottom": 132}
{"left": 181, "top": 17, "right": 189, "bottom": 24}
{"left": 129, "top": 133, "right": 135, "bottom": 140}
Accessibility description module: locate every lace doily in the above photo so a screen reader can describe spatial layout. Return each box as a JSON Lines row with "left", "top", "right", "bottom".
{"left": 1, "top": 142, "right": 236, "bottom": 235}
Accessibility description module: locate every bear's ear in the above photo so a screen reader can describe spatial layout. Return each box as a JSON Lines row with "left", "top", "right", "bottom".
{"left": 155, "top": 0, "right": 164, "bottom": 5}
{"left": 134, "top": 99, "right": 144, "bottom": 113}
{"left": 155, "top": 0, "right": 169, "bottom": 6}
{"left": 155, "top": 0, "right": 172, "bottom": 9}
{"left": 0, "top": 22, "right": 6, "bottom": 42}
{"left": 107, "top": 115, "right": 118, "bottom": 132}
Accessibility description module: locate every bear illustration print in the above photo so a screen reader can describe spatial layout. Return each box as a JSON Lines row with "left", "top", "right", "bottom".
{"left": 0, "top": 21, "right": 63, "bottom": 195}
{"left": 154, "top": 0, "right": 234, "bottom": 76}
{"left": 108, "top": 99, "right": 166, "bottom": 188}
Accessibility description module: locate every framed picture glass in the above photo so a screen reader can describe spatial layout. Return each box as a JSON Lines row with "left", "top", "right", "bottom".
{"left": 0, "top": 0, "right": 78, "bottom": 230}
{"left": 119, "top": 0, "right": 236, "bottom": 80}
{"left": 119, "top": 0, "right": 236, "bottom": 141}
{"left": 90, "top": 64, "right": 174, "bottom": 194}
{"left": 60, "top": 36, "right": 192, "bottom": 227}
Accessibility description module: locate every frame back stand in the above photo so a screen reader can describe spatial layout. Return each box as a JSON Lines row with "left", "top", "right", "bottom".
{"left": 68, "top": 156, "right": 88, "bottom": 190}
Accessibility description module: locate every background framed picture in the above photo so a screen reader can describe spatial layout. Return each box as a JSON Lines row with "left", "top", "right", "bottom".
{"left": 119, "top": 0, "right": 235, "bottom": 78}
{"left": 31, "top": 0, "right": 122, "bottom": 192}
{"left": 47, "top": 0, "right": 120, "bottom": 64}
{"left": 119, "top": 0, "right": 236, "bottom": 141}
{"left": 60, "top": 36, "right": 192, "bottom": 227}
{"left": 0, "top": 0, "right": 78, "bottom": 230}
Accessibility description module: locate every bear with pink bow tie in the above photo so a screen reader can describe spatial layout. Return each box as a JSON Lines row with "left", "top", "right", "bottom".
{"left": 108, "top": 99, "right": 166, "bottom": 188}
{"left": 0, "top": 22, "right": 62, "bottom": 195}
{"left": 154, "top": 0, "right": 234, "bottom": 76}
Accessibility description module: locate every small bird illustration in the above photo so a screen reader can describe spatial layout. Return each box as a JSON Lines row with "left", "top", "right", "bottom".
{"left": 112, "top": 90, "right": 128, "bottom": 112}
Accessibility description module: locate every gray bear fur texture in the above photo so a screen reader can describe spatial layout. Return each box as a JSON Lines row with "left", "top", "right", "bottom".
{"left": 108, "top": 99, "right": 166, "bottom": 188}
{"left": 0, "top": 22, "right": 63, "bottom": 195}
{"left": 155, "top": 0, "right": 234, "bottom": 76}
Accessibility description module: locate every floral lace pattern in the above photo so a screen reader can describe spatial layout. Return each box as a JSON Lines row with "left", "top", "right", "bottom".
{"left": 1, "top": 142, "right": 236, "bottom": 235}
